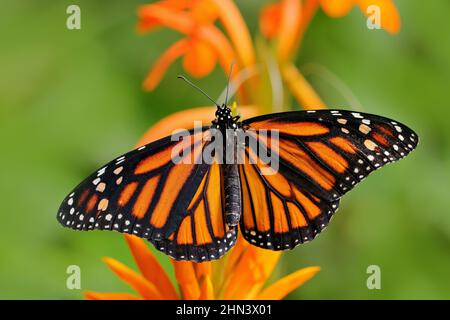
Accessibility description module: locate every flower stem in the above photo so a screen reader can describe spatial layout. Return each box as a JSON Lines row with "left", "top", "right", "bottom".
{"left": 282, "top": 62, "right": 326, "bottom": 109}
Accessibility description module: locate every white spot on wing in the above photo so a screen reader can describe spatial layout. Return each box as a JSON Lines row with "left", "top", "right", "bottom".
{"left": 359, "top": 124, "right": 371, "bottom": 134}
{"left": 97, "top": 167, "right": 107, "bottom": 177}
{"left": 364, "top": 139, "right": 378, "bottom": 151}
{"left": 351, "top": 112, "right": 363, "bottom": 119}
{"left": 114, "top": 166, "right": 123, "bottom": 175}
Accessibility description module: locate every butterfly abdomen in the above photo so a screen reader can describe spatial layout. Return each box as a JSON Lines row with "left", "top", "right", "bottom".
{"left": 222, "top": 163, "right": 241, "bottom": 227}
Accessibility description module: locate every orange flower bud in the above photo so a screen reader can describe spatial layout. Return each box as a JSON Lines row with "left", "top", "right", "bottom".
{"left": 182, "top": 39, "right": 217, "bottom": 77}
{"left": 191, "top": 0, "right": 218, "bottom": 25}
{"left": 320, "top": 0, "right": 353, "bottom": 17}
{"left": 259, "top": 3, "right": 282, "bottom": 39}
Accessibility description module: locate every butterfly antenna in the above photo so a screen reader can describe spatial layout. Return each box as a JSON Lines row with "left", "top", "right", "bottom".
{"left": 224, "top": 62, "right": 234, "bottom": 107}
{"left": 177, "top": 75, "right": 220, "bottom": 107}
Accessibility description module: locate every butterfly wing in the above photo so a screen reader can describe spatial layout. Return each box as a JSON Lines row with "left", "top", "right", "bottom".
{"left": 57, "top": 127, "right": 236, "bottom": 261}
{"left": 239, "top": 109, "right": 418, "bottom": 250}
{"left": 151, "top": 161, "right": 237, "bottom": 262}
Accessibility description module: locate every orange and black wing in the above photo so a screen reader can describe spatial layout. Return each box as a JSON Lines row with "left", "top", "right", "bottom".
{"left": 151, "top": 161, "right": 237, "bottom": 262}
{"left": 240, "top": 109, "right": 418, "bottom": 250}
{"left": 57, "top": 127, "right": 236, "bottom": 261}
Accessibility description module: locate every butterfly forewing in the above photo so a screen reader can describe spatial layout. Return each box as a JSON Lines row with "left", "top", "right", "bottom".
{"left": 239, "top": 110, "right": 418, "bottom": 249}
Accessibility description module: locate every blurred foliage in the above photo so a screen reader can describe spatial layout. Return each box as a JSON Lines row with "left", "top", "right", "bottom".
{"left": 0, "top": 0, "right": 449, "bottom": 299}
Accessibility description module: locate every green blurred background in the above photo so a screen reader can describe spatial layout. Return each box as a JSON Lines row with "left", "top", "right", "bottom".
{"left": 1, "top": 0, "right": 449, "bottom": 299}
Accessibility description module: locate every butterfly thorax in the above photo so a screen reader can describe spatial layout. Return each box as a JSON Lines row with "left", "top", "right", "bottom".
{"left": 212, "top": 104, "right": 241, "bottom": 130}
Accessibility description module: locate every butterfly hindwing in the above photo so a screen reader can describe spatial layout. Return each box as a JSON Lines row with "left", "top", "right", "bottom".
{"left": 151, "top": 161, "right": 237, "bottom": 262}
{"left": 239, "top": 109, "right": 418, "bottom": 249}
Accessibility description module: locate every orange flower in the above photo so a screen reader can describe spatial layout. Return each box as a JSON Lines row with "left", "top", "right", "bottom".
{"left": 85, "top": 106, "right": 319, "bottom": 300}
{"left": 260, "top": 0, "right": 318, "bottom": 58}
{"left": 138, "top": 0, "right": 258, "bottom": 105}
{"left": 258, "top": 0, "right": 401, "bottom": 109}
{"left": 211, "top": 0, "right": 256, "bottom": 71}
{"left": 320, "top": 0, "right": 400, "bottom": 34}
{"left": 260, "top": 0, "right": 302, "bottom": 62}
{"left": 138, "top": 1, "right": 235, "bottom": 91}
{"left": 260, "top": 2, "right": 282, "bottom": 40}
{"left": 260, "top": 0, "right": 400, "bottom": 60}
{"left": 137, "top": 0, "right": 218, "bottom": 32}
{"left": 85, "top": 234, "right": 320, "bottom": 300}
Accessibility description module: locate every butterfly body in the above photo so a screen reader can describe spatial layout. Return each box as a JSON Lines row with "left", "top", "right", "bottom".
{"left": 57, "top": 107, "right": 418, "bottom": 262}
{"left": 222, "top": 163, "right": 241, "bottom": 227}
{"left": 213, "top": 104, "right": 243, "bottom": 227}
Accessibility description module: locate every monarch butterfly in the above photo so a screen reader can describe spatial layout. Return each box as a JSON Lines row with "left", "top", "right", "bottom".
{"left": 57, "top": 77, "right": 418, "bottom": 262}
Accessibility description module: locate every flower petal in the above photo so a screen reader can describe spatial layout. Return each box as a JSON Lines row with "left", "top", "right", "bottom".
{"left": 136, "top": 106, "right": 218, "bottom": 148}
{"left": 277, "top": 0, "right": 302, "bottom": 61}
{"left": 136, "top": 106, "right": 260, "bottom": 147}
{"left": 143, "top": 39, "right": 189, "bottom": 91}
{"left": 138, "top": 4, "right": 194, "bottom": 34}
{"left": 256, "top": 266, "right": 320, "bottom": 300}
{"left": 137, "top": 0, "right": 191, "bottom": 33}
{"left": 195, "top": 261, "right": 212, "bottom": 279}
{"left": 199, "top": 275, "right": 215, "bottom": 300}
{"left": 183, "top": 39, "right": 217, "bottom": 78}
{"left": 196, "top": 26, "right": 238, "bottom": 78}
{"left": 320, "top": 0, "right": 353, "bottom": 17}
{"left": 223, "top": 234, "right": 250, "bottom": 276}
{"left": 138, "top": 2, "right": 234, "bottom": 74}
{"left": 191, "top": 0, "right": 218, "bottom": 25}
{"left": 235, "top": 247, "right": 281, "bottom": 299}
{"left": 85, "top": 291, "right": 142, "bottom": 300}
{"left": 259, "top": 3, "right": 282, "bottom": 39}
{"left": 125, "top": 235, "right": 178, "bottom": 299}
{"left": 281, "top": 63, "right": 326, "bottom": 109}
{"left": 103, "top": 257, "right": 163, "bottom": 299}
{"left": 136, "top": 18, "right": 161, "bottom": 34}
{"left": 212, "top": 0, "right": 256, "bottom": 69}
{"left": 138, "top": 1, "right": 244, "bottom": 96}
{"left": 223, "top": 237, "right": 281, "bottom": 299}
{"left": 357, "top": 0, "right": 400, "bottom": 34}
{"left": 296, "top": 0, "right": 321, "bottom": 47}
{"left": 172, "top": 260, "right": 201, "bottom": 300}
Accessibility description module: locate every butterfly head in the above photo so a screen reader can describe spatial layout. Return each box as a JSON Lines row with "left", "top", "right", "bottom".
{"left": 214, "top": 103, "right": 239, "bottom": 129}
{"left": 215, "top": 104, "right": 231, "bottom": 119}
